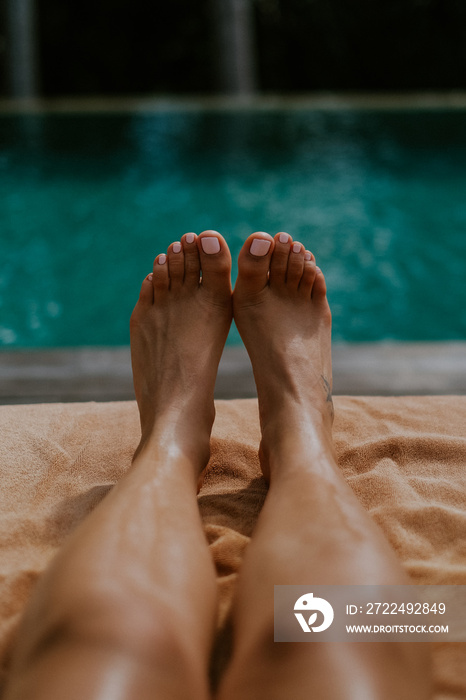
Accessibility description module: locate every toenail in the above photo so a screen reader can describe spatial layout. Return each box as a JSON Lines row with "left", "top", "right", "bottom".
{"left": 293, "top": 242, "right": 301, "bottom": 253}
{"left": 173, "top": 242, "right": 182, "bottom": 253}
{"left": 304, "top": 251, "right": 312, "bottom": 261}
{"left": 185, "top": 233, "right": 195, "bottom": 244}
{"left": 279, "top": 233, "right": 289, "bottom": 244}
{"left": 250, "top": 238, "right": 271, "bottom": 256}
{"left": 316, "top": 266, "right": 322, "bottom": 274}
{"left": 147, "top": 273, "right": 153, "bottom": 281}
{"left": 201, "top": 237, "right": 221, "bottom": 254}
{"left": 158, "top": 254, "right": 167, "bottom": 265}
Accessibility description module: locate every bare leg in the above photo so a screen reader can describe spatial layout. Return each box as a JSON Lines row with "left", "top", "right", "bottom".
{"left": 4, "top": 231, "right": 232, "bottom": 700}
{"left": 218, "top": 232, "right": 431, "bottom": 700}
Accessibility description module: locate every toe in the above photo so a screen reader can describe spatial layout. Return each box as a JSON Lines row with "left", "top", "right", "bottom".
{"left": 182, "top": 232, "right": 201, "bottom": 288}
{"left": 167, "top": 241, "right": 184, "bottom": 291}
{"left": 152, "top": 253, "right": 169, "bottom": 298}
{"left": 235, "top": 231, "right": 274, "bottom": 297}
{"left": 269, "top": 232, "right": 292, "bottom": 288}
{"left": 286, "top": 241, "right": 305, "bottom": 288}
{"left": 299, "top": 250, "right": 318, "bottom": 297}
{"left": 312, "top": 266, "right": 328, "bottom": 302}
{"left": 138, "top": 273, "right": 154, "bottom": 306}
{"left": 197, "top": 230, "right": 232, "bottom": 297}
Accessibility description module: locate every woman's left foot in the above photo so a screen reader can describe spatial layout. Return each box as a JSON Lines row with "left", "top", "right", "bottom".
{"left": 232, "top": 231, "right": 333, "bottom": 482}
{"left": 130, "top": 231, "right": 232, "bottom": 468}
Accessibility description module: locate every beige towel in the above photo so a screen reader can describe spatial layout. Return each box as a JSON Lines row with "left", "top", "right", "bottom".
{"left": 0, "top": 397, "right": 465, "bottom": 698}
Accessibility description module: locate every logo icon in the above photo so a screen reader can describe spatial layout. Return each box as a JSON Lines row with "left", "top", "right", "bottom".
{"left": 294, "top": 592, "right": 334, "bottom": 633}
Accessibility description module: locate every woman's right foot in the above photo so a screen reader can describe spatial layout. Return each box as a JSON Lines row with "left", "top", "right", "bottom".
{"left": 232, "top": 231, "right": 334, "bottom": 481}
{"left": 130, "top": 230, "right": 232, "bottom": 471}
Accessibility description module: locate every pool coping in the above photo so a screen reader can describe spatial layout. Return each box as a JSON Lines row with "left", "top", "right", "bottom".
{"left": 1, "top": 342, "right": 465, "bottom": 404}
{"left": 2, "top": 92, "right": 466, "bottom": 114}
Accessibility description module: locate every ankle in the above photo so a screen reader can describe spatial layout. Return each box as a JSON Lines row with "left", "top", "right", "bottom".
{"left": 259, "top": 405, "right": 335, "bottom": 483}
{"left": 133, "top": 412, "right": 213, "bottom": 476}
{"left": 260, "top": 397, "right": 333, "bottom": 447}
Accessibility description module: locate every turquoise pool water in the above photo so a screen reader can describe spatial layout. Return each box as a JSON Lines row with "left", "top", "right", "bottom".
{"left": 1, "top": 107, "right": 466, "bottom": 348}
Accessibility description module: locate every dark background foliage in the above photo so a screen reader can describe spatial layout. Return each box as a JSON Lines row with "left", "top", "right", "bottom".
{"left": 1, "top": 0, "right": 466, "bottom": 96}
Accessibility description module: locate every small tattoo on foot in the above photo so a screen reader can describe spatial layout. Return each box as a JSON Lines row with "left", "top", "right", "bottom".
{"left": 321, "top": 375, "right": 334, "bottom": 420}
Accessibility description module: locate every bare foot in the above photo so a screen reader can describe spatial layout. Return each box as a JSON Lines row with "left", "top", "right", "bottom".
{"left": 130, "top": 230, "right": 232, "bottom": 471}
{"left": 233, "top": 231, "right": 333, "bottom": 481}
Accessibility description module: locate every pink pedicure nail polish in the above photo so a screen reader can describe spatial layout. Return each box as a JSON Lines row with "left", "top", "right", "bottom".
{"left": 201, "top": 237, "right": 221, "bottom": 254}
{"left": 158, "top": 254, "right": 167, "bottom": 265}
{"left": 279, "top": 233, "right": 289, "bottom": 244}
{"left": 293, "top": 242, "right": 301, "bottom": 253}
{"left": 304, "top": 252, "right": 312, "bottom": 261}
{"left": 173, "top": 242, "right": 182, "bottom": 253}
{"left": 250, "top": 238, "right": 271, "bottom": 256}
{"left": 147, "top": 273, "right": 153, "bottom": 281}
{"left": 185, "top": 233, "right": 195, "bottom": 244}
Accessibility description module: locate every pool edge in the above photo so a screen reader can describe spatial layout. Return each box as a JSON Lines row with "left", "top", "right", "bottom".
{"left": 1, "top": 342, "right": 465, "bottom": 404}
{"left": 2, "top": 92, "right": 466, "bottom": 114}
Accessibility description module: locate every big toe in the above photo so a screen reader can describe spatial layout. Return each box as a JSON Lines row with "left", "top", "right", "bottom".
{"left": 197, "top": 230, "right": 232, "bottom": 299}
{"left": 234, "top": 232, "right": 274, "bottom": 298}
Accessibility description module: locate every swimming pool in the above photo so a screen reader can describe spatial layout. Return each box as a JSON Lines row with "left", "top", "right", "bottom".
{"left": 1, "top": 103, "right": 466, "bottom": 348}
